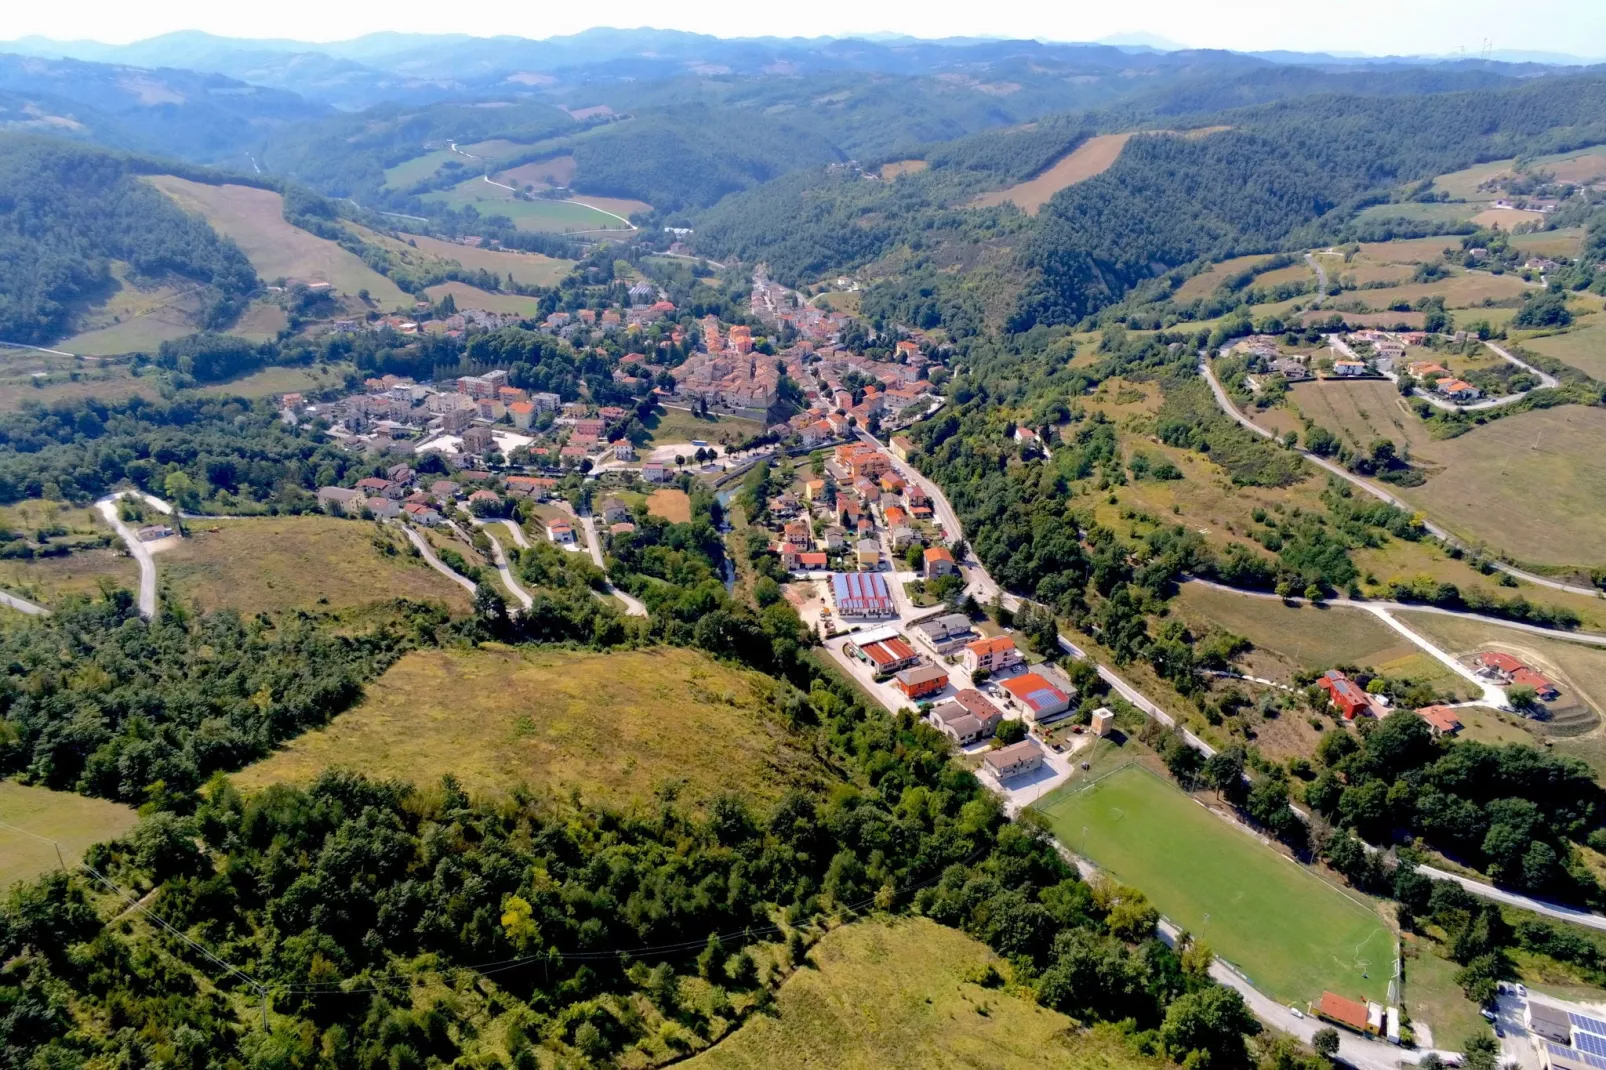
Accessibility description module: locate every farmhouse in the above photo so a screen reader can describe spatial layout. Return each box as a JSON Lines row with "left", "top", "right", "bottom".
{"left": 1435, "top": 378, "right": 1481, "bottom": 402}
{"left": 318, "top": 486, "right": 361, "bottom": 513}
{"left": 999, "top": 672, "right": 1073, "bottom": 724}
{"left": 546, "top": 520, "right": 576, "bottom": 545}
{"left": 1474, "top": 651, "right": 1525, "bottom": 679}
{"left": 1317, "top": 670, "right": 1377, "bottom": 720}
{"left": 1416, "top": 705, "right": 1463, "bottom": 737}
{"left": 983, "top": 740, "right": 1044, "bottom": 782}
{"left": 893, "top": 663, "right": 950, "bottom": 700}
{"left": 1512, "top": 667, "right": 1561, "bottom": 700}
{"left": 963, "top": 635, "right": 1022, "bottom": 675}
{"left": 830, "top": 572, "right": 896, "bottom": 617}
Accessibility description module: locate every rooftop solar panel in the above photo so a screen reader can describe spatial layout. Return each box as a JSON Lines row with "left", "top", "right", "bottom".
{"left": 1573, "top": 1014, "right": 1606, "bottom": 1036}
{"left": 1576, "top": 1034, "right": 1606, "bottom": 1059}
{"left": 1549, "top": 1042, "right": 1606, "bottom": 1070}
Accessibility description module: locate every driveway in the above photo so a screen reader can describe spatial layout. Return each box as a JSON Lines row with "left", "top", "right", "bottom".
{"left": 95, "top": 493, "right": 158, "bottom": 618}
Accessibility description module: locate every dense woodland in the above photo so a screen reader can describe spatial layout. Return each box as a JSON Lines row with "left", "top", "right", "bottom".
{"left": 0, "top": 136, "right": 257, "bottom": 345}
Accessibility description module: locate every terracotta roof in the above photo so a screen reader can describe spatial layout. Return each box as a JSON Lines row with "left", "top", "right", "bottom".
{"left": 1417, "top": 705, "right": 1463, "bottom": 733}
{"left": 1478, "top": 651, "right": 1525, "bottom": 673}
{"left": 1316, "top": 992, "right": 1370, "bottom": 1033}
{"left": 966, "top": 635, "right": 1017, "bottom": 658}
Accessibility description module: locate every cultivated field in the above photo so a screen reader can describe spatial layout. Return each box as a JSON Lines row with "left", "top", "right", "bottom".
{"left": 1394, "top": 407, "right": 1606, "bottom": 569}
{"left": 1352, "top": 238, "right": 1467, "bottom": 264}
{"left": 1174, "top": 254, "right": 1277, "bottom": 302}
{"left": 647, "top": 488, "right": 693, "bottom": 523}
{"left": 685, "top": 918, "right": 1115, "bottom": 1070}
{"left": 160, "top": 516, "right": 473, "bottom": 614}
{"left": 422, "top": 281, "right": 544, "bottom": 316}
{"left": 1354, "top": 202, "right": 1478, "bottom": 226}
{"left": 382, "top": 149, "right": 459, "bottom": 188}
{"left": 0, "top": 780, "right": 138, "bottom": 889}
{"left": 878, "top": 159, "right": 929, "bottom": 180}
{"left": 969, "top": 133, "right": 1132, "bottom": 214}
{"left": 1266, "top": 378, "right": 1438, "bottom": 459}
{"left": 228, "top": 299, "right": 291, "bottom": 342}
{"left": 197, "top": 362, "right": 352, "bottom": 399}
{"left": 1471, "top": 209, "right": 1547, "bottom": 231}
{"left": 426, "top": 176, "right": 637, "bottom": 233}
{"left": 0, "top": 354, "right": 158, "bottom": 412}
{"left": 1511, "top": 228, "right": 1588, "bottom": 260}
{"left": 148, "top": 176, "right": 410, "bottom": 305}
{"left": 1345, "top": 272, "right": 1532, "bottom": 312}
{"left": 1523, "top": 321, "right": 1606, "bottom": 380}
{"left": 1036, "top": 763, "right": 1393, "bottom": 1004}
{"left": 1176, "top": 583, "right": 1417, "bottom": 680}
{"left": 388, "top": 231, "right": 574, "bottom": 286}
{"left": 498, "top": 154, "right": 578, "bottom": 189}
{"left": 1432, "top": 159, "right": 1515, "bottom": 200}
{"left": 234, "top": 647, "right": 826, "bottom": 809}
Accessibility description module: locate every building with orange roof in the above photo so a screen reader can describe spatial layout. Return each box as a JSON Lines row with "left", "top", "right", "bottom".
{"left": 923, "top": 546, "right": 957, "bottom": 578}
{"left": 963, "top": 635, "right": 1021, "bottom": 675}
{"left": 1314, "top": 992, "right": 1379, "bottom": 1035}
{"left": 508, "top": 401, "right": 535, "bottom": 430}
{"left": 1416, "top": 705, "right": 1463, "bottom": 737}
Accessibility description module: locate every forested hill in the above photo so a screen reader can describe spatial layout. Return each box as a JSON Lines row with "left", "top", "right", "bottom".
{"left": 0, "top": 135, "right": 257, "bottom": 345}
{"left": 693, "top": 74, "right": 1606, "bottom": 332}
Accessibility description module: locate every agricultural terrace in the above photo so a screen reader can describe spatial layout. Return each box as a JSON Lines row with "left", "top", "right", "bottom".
{"left": 968, "top": 133, "right": 1133, "bottom": 214}
{"left": 425, "top": 176, "right": 638, "bottom": 233}
{"left": 1392, "top": 407, "right": 1606, "bottom": 571}
{"left": 1036, "top": 763, "right": 1393, "bottom": 1004}
{"left": 0, "top": 781, "right": 137, "bottom": 889}
{"left": 399, "top": 231, "right": 574, "bottom": 285}
{"left": 684, "top": 918, "right": 1123, "bottom": 1070}
{"left": 234, "top": 647, "right": 827, "bottom": 810}
{"left": 147, "top": 176, "right": 411, "bottom": 305}
{"left": 160, "top": 516, "right": 474, "bottom": 615}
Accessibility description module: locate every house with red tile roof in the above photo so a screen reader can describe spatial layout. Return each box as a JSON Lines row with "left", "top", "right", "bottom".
{"left": 1417, "top": 705, "right": 1464, "bottom": 737}
{"left": 963, "top": 635, "right": 1021, "bottom": 675}
{"left": 1318, "top": 670, "right": 1376, "bottom": 720}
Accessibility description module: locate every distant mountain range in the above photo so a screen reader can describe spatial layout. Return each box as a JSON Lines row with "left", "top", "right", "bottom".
{"left": 2, "top": 28, "right": 1601, "bottom": 111}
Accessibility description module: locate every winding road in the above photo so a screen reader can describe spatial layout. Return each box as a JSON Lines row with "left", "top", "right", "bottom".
{"left": 571, "top": 510, "right": 649, "bottom": 618}
{"left": 395, "top": 524, "right": 477, "bottom": 594}
{"left": 468, "top": 519, "right": 533, "bottom": 610}
{"left": 94, "top": 493, "right": 158, "bottom": 618}
{"left": 1198, "top": 357, "right": 1601, "bottom": 596}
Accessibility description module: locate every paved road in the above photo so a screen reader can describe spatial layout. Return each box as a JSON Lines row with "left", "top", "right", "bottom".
{"left": 1330, "top": 335, "right": 1557, "bottom": 414}
{"left": 396, "top": 524, "right": 477, "bottom": 594}
{"left": 467, "top": 520, "right": 532, "bottom": 610}
{"left": 1419, "top": 865, "right": 1606, "bottom": 932}
{"left": 95, "top": 494, "right": 157, "bottom": 618}
{"left": 1305, "top": 252, "right": 1328, "bottom": 309}
{"left": 572, "top": 511, "right": 649, "bottom": 618}
{"left": 1198, "top": 358, "right": 1600, "bottom": 597}
{"left": 0, "top": 590, "right": 48, "bottom": 615}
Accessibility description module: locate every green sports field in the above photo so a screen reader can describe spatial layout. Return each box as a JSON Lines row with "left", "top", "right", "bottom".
{"left": 1035, "top": 763, "right": 1392, "bottom": 1004}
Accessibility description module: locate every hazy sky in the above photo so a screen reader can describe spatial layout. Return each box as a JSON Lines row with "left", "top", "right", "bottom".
{"left": 8, "top": 0, "right": 1606, "bottom": 58}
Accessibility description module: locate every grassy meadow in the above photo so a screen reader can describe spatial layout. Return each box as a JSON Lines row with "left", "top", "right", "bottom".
{"left": 1036, "top": 763, "right": 1394, "bottom": 1004}
{"left": 426, "top": 177, "right": 636, "bottom": 233}
{"left": 398, "top": 232, "right": 574, "bottom": 285}
{"left": 147, "top": 176, "right": 410, "bottom": 305}
{"left": 160, "top": 516, "right": 474, "bottom": 615}
{"left": 684, "top": 918, "right": 1131, "bottom": 1070}
{"left": 234, "top": 646, "right": 827, "bottom": 810}
{"left": 0, "top": 780, "right": 138, "bottom": 889}
{"left": 1175, "top": 584, "right": 1416, "bottom": 679}
{"left": 422, "top": 281, "right": 544, "bottom": 316}
{"left": 646, "top": 406, "right": 764, "bottom": 446}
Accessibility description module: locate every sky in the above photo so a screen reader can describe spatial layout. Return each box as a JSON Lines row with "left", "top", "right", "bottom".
{"left": 6, "top": 0, "right": 1606, "bottom": 59}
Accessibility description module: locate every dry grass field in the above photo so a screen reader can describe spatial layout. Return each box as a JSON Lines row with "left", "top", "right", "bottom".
{"left": 1175, "top": 584, "right": 1417, "bottom": 680}
{"left": 1394, "top": 407, "right": 1606, "bottom": 569}
{"left": 878, "top": 159, "right": 929, "bottom": 180}
{"left": 58, "top": 264, "right": 206, "bottom": 355}
{"left": 1471, "top": 209, "right": 1548, "bottom": 231}
{"left": 422, "top": 281, "right": 544, "bottom": 316}
{"left": 1523, "top": 321, "right": 1606, "bottom": 380}
{"left": 1353, "top": 238, "right": 1467, "bottom": 264}
{"left": 684, "top": 918, "right": 1118, "bottom": 1070}
{"left": 1545, "top": 152, "right": 1606, "bottom": 184}
{"left": 1432, "top": 159, "right": 1514, "bottom": 200}
{"left": 0, "top": 357, "right": 158, "bottom": 412}
{"left": 571, "top": 193, "right": 654, "bottom": 218}
{"left": 1511, "top": 228, "right": 1588, "bottom": 260}
{"left": 1268, "top": 378, "right": 1438, "bottom": 458}
{"left": 1347, "top": 272, "right": 1532, "bottom": 311}
{"left": 161, "top": 516, "right": 473, "bottom": 614}
{"left": 498, "top": 154, "right": 578, "bottom": 188}
{"left": 394, "top": 232, "right": 574, "bottom": 286}
{"left": 197, "top": 362, "right": 351, "bottom": 399}
{"left": 0, "top": 781, "right": 138, "bottom": 890}
{"left": 968, "top": 132, "right": 1132, "bottom": 214}
{"left": 1301, "top": 310, "right": 1426, "bottom": 329}
{"left": 148, "top": 176, "right": 411, "bottom": 305}
{"left": 426, "top": 176, "right": 637, "bottom": 233}
{"left": 1356, "top": 202, "right": 1478, "bottom": 226}
{"left": 234, "top": 646, "right": 826, "bottom": 810}
{"left": 1174, "top": 254, "right": 1274, "bottom": 302}
{"left": 0, "top": 550, "right": 138, "bottom": 608}
{"left": 647, "top": 488, "right": 693, "bottom": 523}
{"left": 228, "top": 298, "right": 290, "bottom": 342}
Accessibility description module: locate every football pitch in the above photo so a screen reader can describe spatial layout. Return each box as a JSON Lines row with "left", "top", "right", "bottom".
{"left": 1034, "top": 763, "right": 1392, "bottom": 1004}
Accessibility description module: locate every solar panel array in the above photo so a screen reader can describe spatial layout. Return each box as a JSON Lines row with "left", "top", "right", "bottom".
{"left": 1573, "top": 1014, "right": 1606, "bottom": 1037}
{"left": 1549, "top": 1042, "right": 1606, "bottom": 1070}
{"left": 1575, "top": 1034, "right": 1606, "bottom": 1060}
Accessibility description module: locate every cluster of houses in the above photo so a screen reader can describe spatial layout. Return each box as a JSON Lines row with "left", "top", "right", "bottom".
{"left": 1318, "top": 648, "right": 1560, "bottom": 740}
{"left": 766, "top": 441, "right": 945, "bottom": 579}
{"left": 1473, "top": 650, "right": 1562, "bottom": 702}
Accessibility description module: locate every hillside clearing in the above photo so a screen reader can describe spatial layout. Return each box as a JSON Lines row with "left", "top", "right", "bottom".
{"left": 1036, "top": 763, "right": 1393, "bottom": 1004}
{"left": 1471, "top": 209, "right": 1548, "bottom": 230}
{"left": 233, "top": 647, "right": 826, "bottom": 809}
{"left": 0, "top": 781, "right": 138, "bottom": 889}
{"left": 497, "top": 154, "right": 578, "bottom": 189}
{"left": 1523, "top": 322, "right": 1606, "bottom": 380}
{"left": 146, "top": 176, "right": 410, "bottom": 305}
{"left": 1175, "top": 583, "right": 1417, "bottom": 680}
{"left": 645, "top": 406, "right": 764, "bottom": 446}
{"left": 684, "top": 918, "right": 1126, "bottom": 1070}
{"left": 879, "top": 159, "right": 929, "bottom": 180}
{"left": 968, "top": 133, "right": 1132, "bottom": 214}
{"left": 196, "top": 362, "right": 352, "bottom": 399}
{"left": 1393, "top": 407, "right": 1606, "bottom": 570}
{"left": 425, "top": 177, "right": 637, "bottom": 233}
{"left": 0, "top": 549, "right": 139, "bottom": 608}
{"left": 160, "top": 516, "right": 474, "bottom": 614}
{"left": 647, "top": 488, "right": 692, "bottom": 523}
